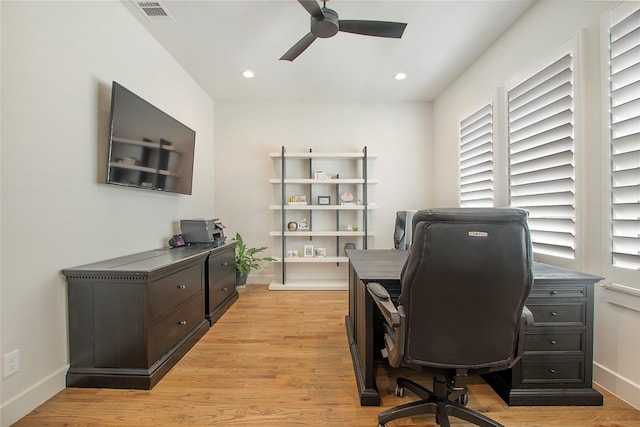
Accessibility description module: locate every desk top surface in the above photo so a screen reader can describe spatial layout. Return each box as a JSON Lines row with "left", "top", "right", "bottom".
{"left": 346, "top": 249, "right": 602, "bottom": 284}
{"left": 346, "top": 249, "right": 408, "bottom": 281}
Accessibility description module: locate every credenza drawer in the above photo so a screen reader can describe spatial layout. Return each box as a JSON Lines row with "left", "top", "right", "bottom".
{"left": 524, "top": 330, "right": 584, "bottom": 352}
{"left": 527, "top": 302, "right": 585, "bottom": 325}
{"left": 149, "top": 293, "right": 204, "bottom": 363}
{"left": 150, "top": 263, "right": 202, "bottom": 321}
{"left": 208, "top": 249, "right": 235, "bottom": 283}
{"left": 209, "top": 272, "right": 235, "bottom": 309}
{"left": 521, "top": 358, "right": 584, "bottom": 384}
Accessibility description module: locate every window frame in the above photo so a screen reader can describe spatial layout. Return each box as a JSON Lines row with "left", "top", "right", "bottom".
{"left": 459, "top": 101, "right": 495, "bottom": 208}
{"left": 601, "top": 2, "right": 640, "bottom": 290}
{"left": 505, "top": 36, "right": 583, "bottom": 269}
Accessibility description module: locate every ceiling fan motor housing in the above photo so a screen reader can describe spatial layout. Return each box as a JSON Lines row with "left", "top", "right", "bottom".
{"left": 311, "top": 8, "right": 339, "bottom": 38}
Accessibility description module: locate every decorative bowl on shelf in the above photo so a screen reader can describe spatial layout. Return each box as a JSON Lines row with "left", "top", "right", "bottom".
{"left": 341, "top": 192, "right": 355, "bottom": 206}
{"left": 341, "top": 192, "right": 354, "bottom": 202}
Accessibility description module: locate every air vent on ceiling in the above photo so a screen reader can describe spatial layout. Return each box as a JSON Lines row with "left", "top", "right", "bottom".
{"left": 132, "top": 1, "right": 175, "bottom": 22}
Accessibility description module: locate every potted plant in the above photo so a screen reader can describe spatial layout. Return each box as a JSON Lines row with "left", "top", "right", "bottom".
{"left": 234, "top": 232, "right": 275, "bottom": 286}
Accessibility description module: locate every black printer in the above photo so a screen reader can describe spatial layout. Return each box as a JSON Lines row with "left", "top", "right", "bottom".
{"left": 180, "top": 218, "right": 226, "bottom": 247}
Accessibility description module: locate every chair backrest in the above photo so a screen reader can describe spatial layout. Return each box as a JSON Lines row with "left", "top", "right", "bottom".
{"left": 394, "top": 210, "right": 417, "bottom": 250}
{"left": 401, "top": 208, "right": 533, "bottom": 370}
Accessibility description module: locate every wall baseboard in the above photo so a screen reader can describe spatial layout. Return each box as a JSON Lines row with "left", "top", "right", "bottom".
{"left": 246, "top": 274, "right": 273, "bottom": 285}
{"left": 1, "top": 366, "right": 66, "bottom": 427}
{"left": 594, "top": 362, "right": 640, "bottom": 410}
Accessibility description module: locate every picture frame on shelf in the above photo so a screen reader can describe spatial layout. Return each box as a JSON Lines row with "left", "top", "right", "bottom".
{"left": 314, "top": 248, "right": 326, "bottom": 257}
{"left": 304, "top": 245, "right": 314, "bottom": 257}
{"left": 313, "top": 171, "right": 331, "bottom": 180}
{"left": 317, "top": 195, "right": 331, "bottom": 205}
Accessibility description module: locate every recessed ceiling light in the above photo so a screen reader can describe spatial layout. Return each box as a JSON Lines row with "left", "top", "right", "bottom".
{"left": 394, "top": 72, "right": 407, "bottom": 81}
{"left": 242, "top": 70, "right": 255, "bottom": 79}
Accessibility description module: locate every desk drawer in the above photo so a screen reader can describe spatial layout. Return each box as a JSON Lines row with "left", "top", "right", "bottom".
{"left": 149, "top": 293, "right": 204, "bottom": 363}
{"left": 524, "top": 330, "right": 584, "bottom": 353}
{"left": 150, "top": 264, "right": 203, "bottom": 322}
{"left": 521, "top": 358, "right": 584, "bottom": 384}
{"left": 530, "top": 285, "right": 586, "bottom": 299}
{"left": 527, "top": 302, "right": 585, "bottom": 325}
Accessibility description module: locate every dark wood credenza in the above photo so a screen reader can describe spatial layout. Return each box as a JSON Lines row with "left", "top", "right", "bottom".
{"left": 345, "top": 249, "right": 603, "bottom": 407}
{"left": 62, "top": 242, "right": 237, "bottom": 390}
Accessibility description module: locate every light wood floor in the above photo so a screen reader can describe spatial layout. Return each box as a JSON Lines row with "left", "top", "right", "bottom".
{"left": 15, "top": 285, "right": 640, "bottom": 426}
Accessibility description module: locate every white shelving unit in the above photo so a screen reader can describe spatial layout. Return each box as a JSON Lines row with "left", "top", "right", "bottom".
{"left": 268, "top": 147, "right": 377, "bottom": 290}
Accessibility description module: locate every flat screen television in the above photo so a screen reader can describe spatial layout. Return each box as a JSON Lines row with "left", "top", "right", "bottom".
{"left": 106, "top": 81, "right": 195, "bottom": 195}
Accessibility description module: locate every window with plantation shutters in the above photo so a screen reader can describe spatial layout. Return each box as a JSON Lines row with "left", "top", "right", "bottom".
{"left": 608, "top": 8, "right": 640, "bottom": 271}
{"left": 508, "top": 53, "right": 576, "bottom": 259}
{"left": 459, "top": 103, "right": 494, "bottom": 207}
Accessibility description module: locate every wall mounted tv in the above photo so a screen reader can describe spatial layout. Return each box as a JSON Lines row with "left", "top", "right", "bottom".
{"left": 107, "top": 81, "right": 195, "bottom": 195}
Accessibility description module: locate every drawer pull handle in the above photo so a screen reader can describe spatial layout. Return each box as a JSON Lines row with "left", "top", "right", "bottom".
{"left": 550, "top": 312, "right": 558, "bottom": 316}
{"left": 222, "top": 262, "right": 228, "bottom": 266}
{"left": 178, "top": 320, "right": 187, "bottom": 325}
{"left": 550, "top": 291, "right": 558, "bottom": 296}
{"left": 222, "top": 287, "right": 228, "bottom": 292}
{"left": 549, "top": 368, "right": 556, "bottom": 374}
{"left": 177, "top": 285, "right": 186, "bottom": 289}
{"left": 550, "top": 340, "right": 557, "bottom": 345}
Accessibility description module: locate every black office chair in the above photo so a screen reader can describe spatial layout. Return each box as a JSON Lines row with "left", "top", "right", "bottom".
{"left": 393, "top": 210, "right": 417, "bottom": 250}
{"left": 368, "top": 208, "right": 533, "bottom": 427}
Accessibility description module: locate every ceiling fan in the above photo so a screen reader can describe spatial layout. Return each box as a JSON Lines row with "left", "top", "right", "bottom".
{"left": 280, "top": 0, "right": 407, "bottom": 61}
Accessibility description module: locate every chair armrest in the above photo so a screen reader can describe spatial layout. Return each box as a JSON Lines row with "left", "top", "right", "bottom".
{"left": 515, "top": 305, "right": 535, "bottom": 362}
{"left": 366, "top": 282, "right": 406, "bottom": 367}
{"left": 366, "top": 282, "right": 401, "bottom": 327}
{"left": 522, "top": 305, "right": 534, "bottom": 327}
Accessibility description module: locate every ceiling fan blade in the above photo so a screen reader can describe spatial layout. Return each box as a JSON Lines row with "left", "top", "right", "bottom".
{"left": 338, "top": 20, "right": 407, "bottom": 38}
{"left": 280, "top": 32, "right": 317, "bottom": 61}
{"left": 298, "top": 0, "right": 324, "bottom": 19}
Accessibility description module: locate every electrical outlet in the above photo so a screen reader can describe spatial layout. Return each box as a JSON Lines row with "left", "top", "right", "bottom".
{"left": 3, "top": 349, "right": 20, "bottom": 378}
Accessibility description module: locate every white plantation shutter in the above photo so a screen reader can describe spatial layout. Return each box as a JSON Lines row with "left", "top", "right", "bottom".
{"left": 459, "top": 104, "right": 494, "bottom": 207}
{"left": 508, "top": 53, "right": 576, "bottom": 259}
{"left": 608, "top": 8, "right": 640, "bottom": 271}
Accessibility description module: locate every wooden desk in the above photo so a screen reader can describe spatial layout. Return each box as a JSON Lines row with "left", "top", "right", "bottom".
{"left": 345, "top": 249, "right": 603, "bottom": 407}
{"left": 346, "top": 249, "right": 408, "bottom": 406}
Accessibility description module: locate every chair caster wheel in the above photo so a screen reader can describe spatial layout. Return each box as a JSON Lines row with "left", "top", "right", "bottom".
{"left": 457, "top": 392, "right": 468, "bottom": 406}
{"left": 395, "top": 385, "right": 404, "bottom": 397}
{"left": 378, "top": 424, "right": 387, "bottom": 427}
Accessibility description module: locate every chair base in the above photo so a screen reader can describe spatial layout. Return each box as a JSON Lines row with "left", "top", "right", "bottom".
{"left": 377, "top": 375, "right": 503, "bottom": 427}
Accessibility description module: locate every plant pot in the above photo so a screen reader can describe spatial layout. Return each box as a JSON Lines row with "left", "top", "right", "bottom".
{"left": 235, "top": 270, "right": 248, "bottom": 286}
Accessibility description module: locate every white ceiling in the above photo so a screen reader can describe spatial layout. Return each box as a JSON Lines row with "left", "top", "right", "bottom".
{"left": 122, "top": 0, "right": 536, "bottom": 102}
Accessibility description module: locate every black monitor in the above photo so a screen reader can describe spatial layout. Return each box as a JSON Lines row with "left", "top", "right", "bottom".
{"left": 106, "top": 81, "right": 195, "bottom": 195}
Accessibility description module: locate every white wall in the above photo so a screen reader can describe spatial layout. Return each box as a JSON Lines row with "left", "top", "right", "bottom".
{"left": 432, "top": 0, "right": 640, "bottom": 409}
{"left": 214, "top": 101, "right": 432, "bottom": 281}
{"left": 0, "top": 2, "right": 216, "bottom": 425}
